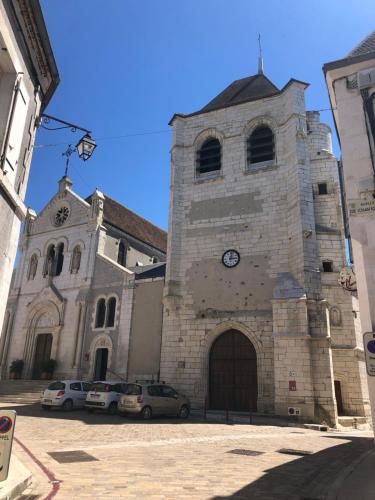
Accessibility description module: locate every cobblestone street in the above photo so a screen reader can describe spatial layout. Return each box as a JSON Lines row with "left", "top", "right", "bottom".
{"left": 2, "top": 402, "right": 372, "bottom": 499}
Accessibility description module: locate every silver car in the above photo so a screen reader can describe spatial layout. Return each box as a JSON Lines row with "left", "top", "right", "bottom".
{"left": 118, "top": 383, "right": 190, "bottom": 419}
{"left": 41, "top": 380, "right": 91, "bottom": 411}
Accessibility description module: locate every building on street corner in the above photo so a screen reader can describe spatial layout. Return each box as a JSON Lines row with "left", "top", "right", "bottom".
{"left": 0, "top": 0, "right": 59, "bottom": 344}
{"left": 324, "top": 30, "right": 375, "bottom": 429}
{"left": 160, "top": 69, "right": 370, "bottom": 426}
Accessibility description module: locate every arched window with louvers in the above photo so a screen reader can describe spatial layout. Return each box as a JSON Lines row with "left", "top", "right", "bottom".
{"left": 247, "top": 125, "right": 275, "bottom": 166}
{"left": 196, "top": 138, "right": 221, "bottom": 176}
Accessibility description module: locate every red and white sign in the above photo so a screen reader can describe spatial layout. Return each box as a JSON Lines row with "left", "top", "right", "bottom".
{"left": 0, "top": 410, "right": 16, "bottom": 482}
{"left": 338, "top": 267, "right": 357, "bottom": 292}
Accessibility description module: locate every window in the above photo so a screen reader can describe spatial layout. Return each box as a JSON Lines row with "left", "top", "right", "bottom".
{"left": 44, "top": 244, "right": 56, "bottom": 276}
{"left": 55, "top": 243, "right": 64, "bottom": 276}
{"left": 247, "top": 125, "right": 274, "bottom": 165}
{"left": 48, "top": 381, "right": 65, "bottom": 390}
{"left": 161, "top": 386, "right": 177, "bottom": 398}
{"left": 125, "top": 384, "right": 142, "bottom": 395}
{"left": 106, "top": 297, "right": 117, "bottom": 327}
{"left": 148, "top": 385, "right": 162, "bottom": 397}
{"left": 318, "top": 183, "right": 328, "bottom": 195}
{"left": 82, "top": 382, "right": 92, "bottom": 392}
{"left": 95, "top": 298, "right": 106, "bottom": 328}
{"left": 71, "top": 245, "right": 82, "bottom": 274}
{"left": 118, "top": 241, "right": 126, "bottom": 266}
{"left": 70, "top": 382, "right": 81, "bottom": 391}
{"left": 196, "top": 138, "right": 221, "bottom": 176}
{"left": 28, "top": 254, "right": 38, "bottom": 280}
{"left": 322, "top": 261, "right": 333, "bottom": 272}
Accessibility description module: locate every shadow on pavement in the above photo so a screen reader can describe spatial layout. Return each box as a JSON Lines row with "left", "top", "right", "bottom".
{"left": 212, "top": 435, "right": 373, "bottom": 500}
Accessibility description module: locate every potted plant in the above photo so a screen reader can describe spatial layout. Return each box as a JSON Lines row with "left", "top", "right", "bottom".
{"left": 9, "top": 359, "right": 24, "bottom": 379}
{"left": 41, "top": 359, "right": 57, "bottom": 380}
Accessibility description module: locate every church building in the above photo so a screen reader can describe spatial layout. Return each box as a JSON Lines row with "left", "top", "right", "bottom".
{"left": 159, "top": 70, "right": 370, "bottom": 425}
{"left": 0, "top": 176, "right": 167, "bottom": 382}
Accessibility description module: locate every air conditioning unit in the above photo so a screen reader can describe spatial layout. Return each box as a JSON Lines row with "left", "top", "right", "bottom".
{"left": 288, "top": 407, "right": 301, "bottom": 416}
{"left": 358, "top": 68, "right": 375, "bottom": 90}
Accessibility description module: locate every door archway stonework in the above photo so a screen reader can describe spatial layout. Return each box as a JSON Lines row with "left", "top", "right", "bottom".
{"left": 23, "top": 300, "right": 63, "bottom": 379}
{"left": 89, "top": 334, "right": 113, "bottom": 379}
{"left": 199, "top": 321, "right": 265, "bottom": 411}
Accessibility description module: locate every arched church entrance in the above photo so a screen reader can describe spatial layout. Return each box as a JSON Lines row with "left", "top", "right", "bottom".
{"left": 32, "top": 333, "right": 52, "bottom": 379}
{"left": 94, "top": 348, "right": 108, "bottom": 381}
{"left": 209, "top": 329, "right": 257, "bottom": 411}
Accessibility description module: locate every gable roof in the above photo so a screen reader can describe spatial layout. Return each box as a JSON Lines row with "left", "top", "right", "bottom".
{"left": 86, "top": 194, "right": 167, "bottom": 254}
{"left": 169, "top": 75, "right": 308, "bottom": 123}
{"left": 348, "top": 30, "right": 375, "bottom": 58}
{"left": 200, "top": 74, "right": 279, "bottom": 113}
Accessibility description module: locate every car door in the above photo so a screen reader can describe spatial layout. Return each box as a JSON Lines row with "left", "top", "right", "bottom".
{"left": 160, "top": 386, "right": 178, "bottom": 415}
{"left": 147, "top": 385, "right": 163, "bottom": 415}
{"left": 69, "top": 382, "right": 83, "bottom": 407}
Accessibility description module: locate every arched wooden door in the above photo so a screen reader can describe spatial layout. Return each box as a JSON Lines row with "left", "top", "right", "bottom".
{"left": 209, "top": 330, "right": 257, "bottom": 411}
{"left": 32, "top": 333, "right": 52, "bottom": 379}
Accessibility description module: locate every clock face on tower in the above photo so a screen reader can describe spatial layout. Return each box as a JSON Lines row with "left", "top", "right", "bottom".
{"left": 222, "top": 249, "right": 240, "bottom": 268}
{"left": 54, "top": 206, "right": 70, "bottom": 227}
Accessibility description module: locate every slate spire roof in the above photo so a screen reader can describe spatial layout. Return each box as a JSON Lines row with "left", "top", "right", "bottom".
{"left": 348, "top": 30, "right": 375, "bottom": 58}
{"left": 86, "top": 193, "right": 167, "bottom": 253}
{"left": 199, "top": 74, "right": 279, "bottom": 113}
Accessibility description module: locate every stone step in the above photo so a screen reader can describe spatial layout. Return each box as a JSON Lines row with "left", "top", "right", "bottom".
{"left": 338, "top": 416, "right": 368, "bottom": 428}
{"left": 0, "top": 380, "right": 49, "bottom": 404}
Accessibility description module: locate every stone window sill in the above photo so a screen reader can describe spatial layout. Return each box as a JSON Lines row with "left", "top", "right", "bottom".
{"left": 194, "top": 174, "right": 224, "bottom": 185}
{"left": 244, "top": 163, "right": 278, "bottom": 175}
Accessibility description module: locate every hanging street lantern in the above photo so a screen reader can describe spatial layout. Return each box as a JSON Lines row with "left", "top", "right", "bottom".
{"left": 76, "top": 134, "right": 97, "bottom": 161}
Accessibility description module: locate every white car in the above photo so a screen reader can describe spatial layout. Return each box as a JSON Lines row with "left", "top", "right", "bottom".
{"left": 85, "top": 381, "right": 128, "bottom": 414}
{"left": 41, "top": 380, "right": 91, "bottom": 411}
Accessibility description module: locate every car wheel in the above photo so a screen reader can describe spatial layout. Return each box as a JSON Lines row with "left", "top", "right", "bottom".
{"left": 108, "top": 402, "right": 118, "bottom": 415}
{"left": 41, "top": 405, "right": 51, "bottom": 411}
{"left": 62, "top": 399, "right": 73, "bottom": 411}
{"left": 141, "top": 406, "right": 152, "bottom": 420}
{"left": 178, "top": 405, "right": 190, "bottom": 419}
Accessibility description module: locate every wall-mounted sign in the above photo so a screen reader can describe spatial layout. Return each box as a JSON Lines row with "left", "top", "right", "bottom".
{"left": 348, "top": 198, "right": 375, "bottom": 217}
{"left": 364, "top": 332, "right": 375, "bottom": 377}
{"left": 289, "top": 380, "right": 297, "bottom": 392}
{"left": 0, "top": 410, "right": 16, "bottom": 482}
{"left": 338, "top": 267, "right": 357, "bottom": 292}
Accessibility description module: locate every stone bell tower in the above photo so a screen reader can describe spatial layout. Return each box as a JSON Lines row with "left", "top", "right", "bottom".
{"left": 160, "top": 70, "right": 369, "bottom": 425}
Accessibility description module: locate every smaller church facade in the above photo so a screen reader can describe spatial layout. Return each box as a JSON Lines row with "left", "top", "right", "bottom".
{"left": 0, "top": 176, "right": 167, "bottom": 382}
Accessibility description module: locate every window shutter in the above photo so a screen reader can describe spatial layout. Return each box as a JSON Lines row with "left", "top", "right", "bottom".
{"left": 4, "top": 80, "right": 29, "bottom": 184}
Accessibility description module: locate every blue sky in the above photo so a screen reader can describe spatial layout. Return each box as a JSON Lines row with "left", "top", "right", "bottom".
{"left": 28, "top": 0, "right": 375, "bottom": 230}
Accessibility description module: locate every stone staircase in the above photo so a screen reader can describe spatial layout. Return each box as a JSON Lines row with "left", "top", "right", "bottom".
{"left": 0, "top": 380, "right": 49, "bottom": 404}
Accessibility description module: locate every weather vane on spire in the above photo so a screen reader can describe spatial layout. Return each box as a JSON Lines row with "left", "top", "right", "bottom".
{"left": 258, "top": 33, "right": 264, "bottom": 75}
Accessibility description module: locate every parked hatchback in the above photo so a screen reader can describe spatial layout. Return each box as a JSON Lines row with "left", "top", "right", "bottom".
{"left": 41, "top": 380, "right": 91, "bottom": 411}
{"left": 118, "top": 383, "right": 190, "bottom": 419}
{"left": 85, "top": 381, "right": 127, "bottom": 414}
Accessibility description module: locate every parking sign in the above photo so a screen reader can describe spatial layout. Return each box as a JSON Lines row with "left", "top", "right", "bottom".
{"left": 0, "top": 410, "right": 16, "bottom": 482}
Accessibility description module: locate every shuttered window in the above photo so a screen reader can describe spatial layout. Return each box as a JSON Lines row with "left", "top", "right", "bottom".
{"left": 247, "top": 126, "right": 274, "bottom": 165}
{"left": 196, "top": 138, "right": 221, "bottom": 175}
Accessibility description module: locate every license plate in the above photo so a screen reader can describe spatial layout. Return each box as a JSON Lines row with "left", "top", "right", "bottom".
{"left": 44, "top": 399, "right": 52, "bottom": 403}
{"left": 125, "top": 401, "right": 135, "bottom": 407}
{"left": 91, "top": 394, "right": 100, "bottom": 398}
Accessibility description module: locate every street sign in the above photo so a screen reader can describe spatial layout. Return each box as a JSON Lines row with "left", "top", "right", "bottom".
{"left": 364, "top": 332, "right": 375, "bottom": 377}
{"left": 0, "top": 410, "right": 16, "bottom": 482}
{"left": 348, "top": 198, "right": 375, "bottom": 217}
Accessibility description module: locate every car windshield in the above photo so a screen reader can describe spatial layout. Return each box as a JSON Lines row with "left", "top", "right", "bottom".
{"left": 91, "top": 382, "right": 114, "bottom": 392}
{"left": 124, "top": 384, "right": 142, "bottom": 395}
{"left": 48, "top": 381, "right": 65, "bottom": 391}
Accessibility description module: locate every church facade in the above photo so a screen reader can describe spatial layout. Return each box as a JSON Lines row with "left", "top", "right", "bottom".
{"left": 0, "top": 176, "right": 167, "bottom": 383}
{"left": 0, "top": 70, "right": 371, "bottom": 426}
{"left": 160, "top": 73, "right": 370, "bottom": 425}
